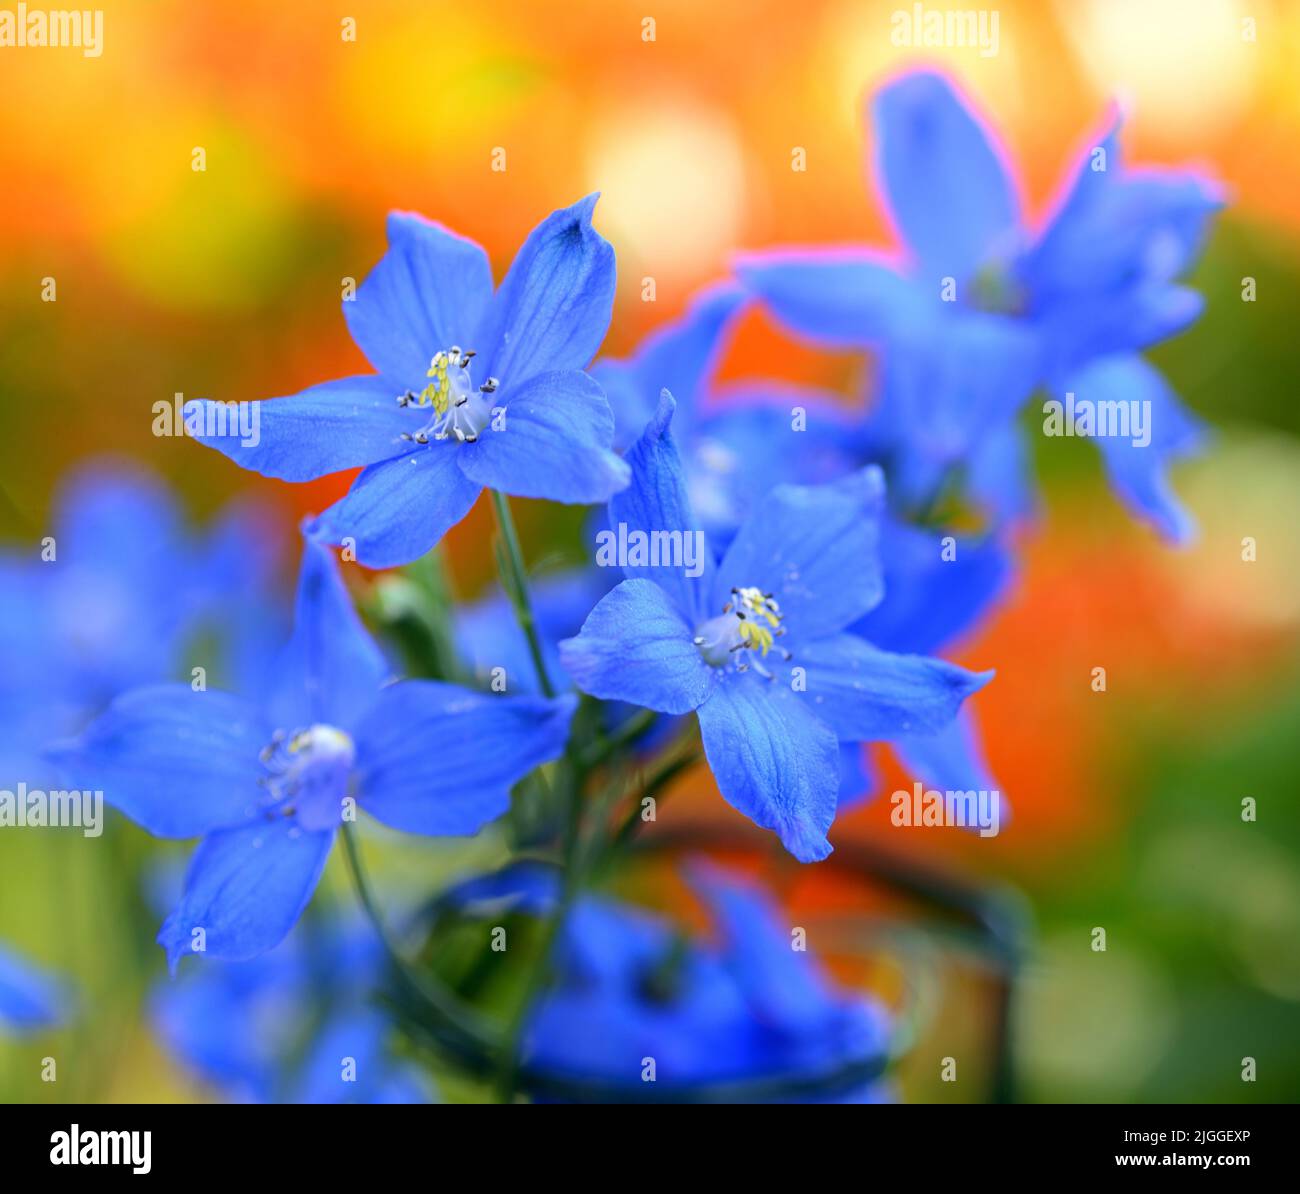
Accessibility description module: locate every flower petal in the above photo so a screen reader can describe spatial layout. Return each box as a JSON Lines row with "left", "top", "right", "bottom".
{"left": 267, "top": 537, "right": 390, "bottom": 730}
{"left": 1027, "top": 107, "right": 1222, "bottom": 299}
{"left": 354, "top": 682, "right": 576, "bottom": 836}
{"left": 1039, "top": 282, "right": 1204, "bottom": 375}
{"left": 696, "top": 676, "right": 839, "bottom": 862}
{"left": 735, "top": 249, "right": 928, "bottom": 348}
{"left": 559, "top": 579, "right": 717, "bottom": 715}
{"left": 604, "top": 390, "right": 714, "bottom": 622}
{"left": 47, "top": 685, "right": 268, "bottom": 839}
{"left": 344, "top": 212, "right": 494, "bottom": 384}
{"left": 852, "top": 520, "right": 1012, "bottom": 657}
{"left": 595, "top": 281, "right": 747, "bottom": 448}
{"left": 184, "top": 376, "right": 409, "bottom": 483}
{"left": 1065, "top": 354, "right": 1206, "bottom": 543}
{"left": 792, "top": 633, "right": 992, "bottom": 741}
{"left": 712, "top": 467, "right": 886, "bottom": 642}
{"left": 872, "top": 71, "right": 1020, "bottom": 283}
{"left": 159, "top": 818, "right": 335, "bottom": 970}
{"left": 456, "top": 370, "right": 629, "bottom": 503}
{"left": 309, "top": 443, "right": 483, "bottom": 569}
{"left": 892, "top": 708, "right": 1000, "bottom": 802}
{"left": 475, "top": 194, "right": 615, "bottom": 384}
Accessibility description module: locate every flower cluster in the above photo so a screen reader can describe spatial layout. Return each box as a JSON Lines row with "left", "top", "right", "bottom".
{"left": 8, "top": 70, "right": 1216, "bottom": 1102}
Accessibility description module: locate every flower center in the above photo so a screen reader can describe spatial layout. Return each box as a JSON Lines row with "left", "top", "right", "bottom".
{"left": 397, "top": 347, "right": 499, "bottom": 445}
{"left": 693, "top": 586, "right": 791, "bottom": 678}
{"left": 259, "top": 723, "right": 356, "bottom": 831}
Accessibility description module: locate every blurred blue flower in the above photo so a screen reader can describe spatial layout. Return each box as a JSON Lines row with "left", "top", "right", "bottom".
{"left": 52, "top": 533, "right": 576, "bottom": 967}
{"left": 739, "top": 70, "right": 1220, "bottom": 541}
{"left": 1, "top": 462, "right": 282, "bottom": 791}
{"left": 0, "top": 943, "right": 69, "bottom": 1034}
{"left": 187, "top": 196, "right": 630, "bottom": 568}
{"left": 456, "top": 862, "right": 891, "bottom": 1102}
{"left": 558, "top": 393, "right": 991, "bottom": 861}
{"left": 152, "top": 915, "right": 427, "bottom": 1103}
{"left": 593, "top": 281, "right": 865, "bottom": 545}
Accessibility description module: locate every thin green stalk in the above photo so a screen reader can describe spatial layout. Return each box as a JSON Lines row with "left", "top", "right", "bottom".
{"left": 491, "top": 706, "right": 592, "bottom": 1099}
{"left": 339, "top": 821, "right": 496, "bottom": 1050}
{"left": 489, "top": 489, "right": 556, "bottom": 699}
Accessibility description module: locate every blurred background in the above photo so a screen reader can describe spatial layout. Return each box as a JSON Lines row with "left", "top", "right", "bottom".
{"left": 1, "top": 0, "right": 1298, "bottom": 1102}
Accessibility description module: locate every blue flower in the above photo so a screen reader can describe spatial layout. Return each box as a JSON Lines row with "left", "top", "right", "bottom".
{"left": 0, "top": 943, "right": 69, "bottom": 1034}
{"left": 738, "top": 70, "right": 1220, "bottom": 541}
{"left": 52, "top": 533, "right": 576, "bottom": 967}
{"left": 152, "top": 914, "right": 428, "bottom": 1103}
{"left": 186, "top": 196, "right": 630, "bottom": 568}
{"left": 557, "top": 393, "right": 991, "bottom": 861}
{"left": 454, "top": 862, "right": 891, "bottom": 1102}
{"left": 1, "top": 461, "right": 278, "bottom": 791}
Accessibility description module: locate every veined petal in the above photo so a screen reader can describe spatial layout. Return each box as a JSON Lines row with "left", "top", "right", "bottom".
{"left": 1065, "top": 354, "right": 1206, "bottom": 543}
{"left": 344, "top": 212, "right": 493, "bottom": 383}
{"left": 476, "top": 194, "right": 615, "bottom": 384}
{"left": 267, "top": 536, "right": 390, "bottom": 731}
{"left": 712, "top": 467, "right": 886, "bottom": 641}
{"left": 607, "top": 390, "right": 714, "bottom": 622}
{"left": 559, "top": 579, "right": 717, "bottom": 715}
{"left": 456, "top": 370, "right": 629, "bottom": 504}
{"left": 184, "top": 376, "right": 408, "bottom": 483}
{"left": 792, "top": 633, "right": 992, "bottom": 741}
{"left": 872, "top": 70, "right": 1021, "bottom": 283}
{"left": 696, "top": 676, "right": 840, "bottom": 863}
{"left": 309, "top": 443, "right": 483, "bottom": 569}
{"left": 159, "top": 818, "right": 335, "bottom": 970}
{"left": 735, "top": 249, "right": 929, "bottom": 348}
{"left": 354, "top": 682, "right": 576, "bottom": 836}
{"left": 47, "top": 685, "right": 268, "bottom": 839}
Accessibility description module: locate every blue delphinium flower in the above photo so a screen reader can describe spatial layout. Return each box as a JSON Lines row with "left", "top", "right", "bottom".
{"left": 152, "top": 915, "right": 427, "bottom": 1104}
{"left": 0, "top": 943, "right": 69, "bottom": 1034}
{"left": 557, "top": 392, "right": 991, "bottom": 861}
{"left": 453, "top": 862, "right": 891, "bottom": 1102}
{"left": 52, "top": 533, "right": 576, "bottom": 967}
{"left": 593, "top": 281, "right": 1011, "bottom": 805}
{"left": 739, "top": 70, "right": 1221, "bottom": 541}
{"left": 186, "top": 196, "right": 630, "bottom": 568}
{"left": 1, "top": 461, "right": 279, "bottom": 791}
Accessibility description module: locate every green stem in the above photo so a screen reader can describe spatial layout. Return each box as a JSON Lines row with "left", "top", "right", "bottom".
{"left": 339, "top": 821, "right": 496, "bottom": 1050}
{"left": 579, "top": 707, "right": 657, "bottom": 770}
{"left": 489, "top": 489, "right": 556, "bottom": 699}
{"left": 491, "top": 823, "right": 583, "bottom": 1103}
